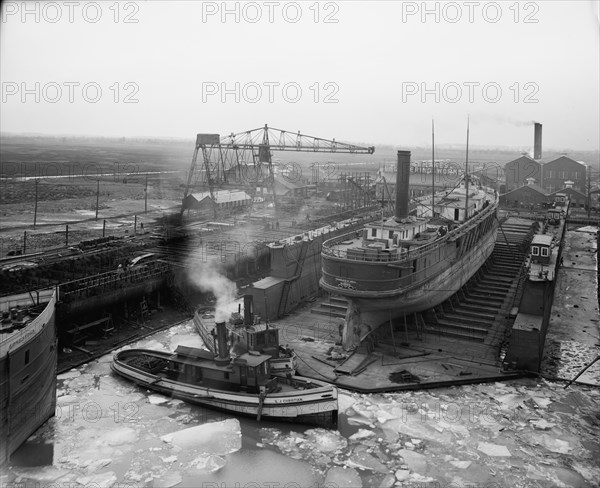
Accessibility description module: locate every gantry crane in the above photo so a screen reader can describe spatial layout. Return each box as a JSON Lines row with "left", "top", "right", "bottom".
{"left": 182, "top": 124, "right": 375, "bottom": 217}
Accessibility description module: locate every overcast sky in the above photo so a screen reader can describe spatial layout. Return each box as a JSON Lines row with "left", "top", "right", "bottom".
{"left": 1, "top": 1, "right": 599, "bottom": 151}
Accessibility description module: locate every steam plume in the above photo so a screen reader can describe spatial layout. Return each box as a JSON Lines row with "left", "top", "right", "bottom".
{"left": 186, "top": 256, "right": 237, "bottom": 322}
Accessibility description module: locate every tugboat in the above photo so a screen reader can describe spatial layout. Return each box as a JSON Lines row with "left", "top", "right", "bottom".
{"left": 194, "top": 295, "right": 298, "bottom": 375}
{"left": 111, "top": 320, "right": 337, "bottom": 427}
{"left": 321, "top": 133, "right": 499, "bottom": 349}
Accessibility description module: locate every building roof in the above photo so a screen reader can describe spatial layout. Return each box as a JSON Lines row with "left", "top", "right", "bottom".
{"left": 504, "top": 155, "right": 539, "bottom": 166}
{"left": 543, "top": 155, "right": 585, "bottom": 169}
{"left": 532, "top": 235, "right": 553, "bottom": 246}
{"left": 273, "top": 175, "right": 309, "bottom": 190}
{"left": 549, "top": 187, "right": 586, "bottom": 198}
{"left": 502, "top": 183, "right": 549, "bottom": 197}
{"left": 189, "top": 190, "right": 251, "bottom": 203}
{"left": 251, "top": 276, "right": 286, "bottom": 290}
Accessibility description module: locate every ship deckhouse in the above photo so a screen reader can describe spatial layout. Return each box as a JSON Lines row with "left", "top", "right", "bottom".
{"left": 528, "top": 234, "right": 557, "bottom": 281}
{"left": 416, "top": 183, "right": 492, "bottom": 223}
{"left": 530, "top": 235, "right": 553, "bottom": 265}
{"left": 362, "top": 217, "right": 432, "bottom": 248}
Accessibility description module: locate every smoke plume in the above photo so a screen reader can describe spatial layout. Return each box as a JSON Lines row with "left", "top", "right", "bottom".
{"left": 186, "top": 256, "right": 237, "bottom": 322}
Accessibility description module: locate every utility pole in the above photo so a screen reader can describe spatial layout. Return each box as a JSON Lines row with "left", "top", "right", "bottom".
{"left": 464, "top": 116, "right": 470, "bottom": 222}
{"left": 33, "top": 179, "right": 39, "bottom": 229}
{"left": 586, "top": 164, "right": 591, "bottom": 218}
{"left": 144, "top": 173, "right": 148, "bottom": 213}
{"left": 95, "top": 179, "right": 100, "bottom": 221}
{"left": 432, "top": 120, "right": 435, "bottom": 218}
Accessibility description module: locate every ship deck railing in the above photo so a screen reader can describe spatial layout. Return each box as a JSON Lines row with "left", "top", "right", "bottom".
{"left": 322, "top": 189, "right": 497, "bottom": 264}
{"left": 59, "top": 261, "right": 172, "bottom": 300}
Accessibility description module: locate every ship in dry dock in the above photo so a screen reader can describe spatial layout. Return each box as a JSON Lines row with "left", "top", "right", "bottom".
{"left": 320, "top": 149, "right": 499, "bottom": 349}
{"left": 0, "top": 288, "right": 58, "bottom": 466}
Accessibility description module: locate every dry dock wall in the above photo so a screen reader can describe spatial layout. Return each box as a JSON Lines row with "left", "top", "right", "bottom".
{"left": 249, "top": 221, "right": 367, "bottom": 321}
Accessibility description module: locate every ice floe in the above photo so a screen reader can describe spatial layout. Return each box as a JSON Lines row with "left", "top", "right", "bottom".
{"left": 160, "top": 418, "right": 241, "bottom": 454}
{"left": 324, "top": 466, "right": 362, "bottom": 488}
{"left": 477, "top": 442, "right": 511, "bottom": 457}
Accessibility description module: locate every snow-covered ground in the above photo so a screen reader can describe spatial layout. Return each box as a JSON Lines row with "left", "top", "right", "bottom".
{"left": 5, "top": 320, "right": 599, "bottom": 487}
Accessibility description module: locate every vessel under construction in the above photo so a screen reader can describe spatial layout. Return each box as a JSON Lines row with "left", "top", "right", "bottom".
{"left": 1, "top": 289, "right": 58, "bottom": 466}
{"left": 320, "top": 150, "right": 499, "bottom": 349}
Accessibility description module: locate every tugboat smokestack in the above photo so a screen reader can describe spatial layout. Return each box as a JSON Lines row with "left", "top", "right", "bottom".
{"left": 215, "top": 321, "right": 230, "bottom": 366}
{"left": 395, "top": 150, "right": 411, "bottom": 221}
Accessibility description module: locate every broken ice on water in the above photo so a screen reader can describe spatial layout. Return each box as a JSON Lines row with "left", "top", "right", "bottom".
{"left": 8, "top": 321, "right": 600, "bottom": 488}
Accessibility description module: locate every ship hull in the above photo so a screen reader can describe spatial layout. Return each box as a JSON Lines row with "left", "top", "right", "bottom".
{"left": 320, "top": 202, "right": 499, "bottom": 348}
{"left": 335, "top": 226, "right": 497, "bottom": 314}
{"left": 111, "top": 349, "right": 337, "bottom": 427}
{"left": 0, "top": 289, "right": 57, "bottom": 466}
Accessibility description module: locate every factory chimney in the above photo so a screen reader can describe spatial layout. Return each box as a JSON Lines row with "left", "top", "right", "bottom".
{"left": 214, "top": 321, "right": 230, "bottom": 366}
{"left": 534, "top": 123, "right": 542, "bottom": 160}
{"left": 243, "top": 294, "right": 254, "bottom": 325}
{"left": 395, "top": 150, "right": 411, "bottom": 221}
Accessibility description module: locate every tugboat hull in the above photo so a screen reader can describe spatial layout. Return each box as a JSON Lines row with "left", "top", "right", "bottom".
{"left": 111, "top": 348, "right": 337, "bottom": 427}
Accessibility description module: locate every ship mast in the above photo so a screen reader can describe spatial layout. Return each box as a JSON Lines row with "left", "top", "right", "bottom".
{"left": 431, "top": 120, "right": 435, "bottom": 217}
{"left": 464, "top": 116, "right": 470, "bottom": 222}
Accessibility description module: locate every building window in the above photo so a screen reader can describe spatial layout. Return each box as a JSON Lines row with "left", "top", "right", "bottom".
{"left": 532, "top": 246, "right": 539, "bottom": 256}
{"left": 389, "top": 231, "right": 394, "bottom": 239}
{"left": 541, "top": 247, "right": 549, "bottom": 257}
{"left": 371, "top": 228, "right": 376, "bottom": 237}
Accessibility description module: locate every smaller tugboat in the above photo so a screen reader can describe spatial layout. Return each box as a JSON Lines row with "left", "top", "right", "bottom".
{"left": 194, "top": 295, "right": 297, "bottom": 375}
{"left": 111, "top": 320, "right": 337, "bottom": 427}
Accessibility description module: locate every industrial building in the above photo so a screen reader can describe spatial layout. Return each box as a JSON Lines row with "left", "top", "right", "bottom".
{"left": 549, "top": 185, "right": 588, "bottom": 209}
{"left": 500, "top": 178, "right": 549, "bottom": 208}
{"left": 504, "top": 155, "right": 541, "bottom": 192}
{"left": 542, "top": 156, "right": 587, "bottom": 194}
{"left": 502, "top": 154, "right": 589, "bottom": 207}
{"left": 182, "top": 189, "right": 252, "bottom": 214}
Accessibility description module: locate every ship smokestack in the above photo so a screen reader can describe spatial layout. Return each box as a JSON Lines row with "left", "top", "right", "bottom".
{"left": 395, "top": 150, "right": 411, "bottom": 220}
{"left": 215, "top": 321, "right": 230, "bottom": 366}
{"left": 534, "top": 123, "right": 542, "bottom": 160}
{"left": 243, "top": 294, "right": 254, "bottom": 325}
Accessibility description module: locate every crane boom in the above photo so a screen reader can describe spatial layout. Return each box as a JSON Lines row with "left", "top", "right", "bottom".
{"left": 221, "top": 125, "right": 375, "bottom": 154}
{"left": 182, "top": 124, "right": 375, "bottom": 216}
